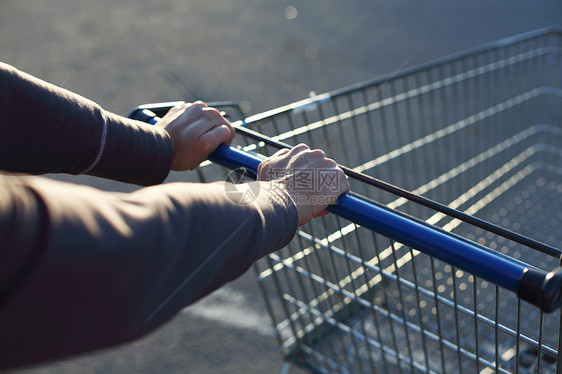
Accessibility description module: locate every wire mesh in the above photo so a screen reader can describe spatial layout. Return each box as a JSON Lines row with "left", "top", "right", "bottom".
{"left": 193, "top": 29, "right": 562, "bottom": 373}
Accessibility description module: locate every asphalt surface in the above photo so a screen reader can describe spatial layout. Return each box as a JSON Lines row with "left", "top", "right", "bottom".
{"left": 2, "top": 1, "right": 561, "bottom": 373}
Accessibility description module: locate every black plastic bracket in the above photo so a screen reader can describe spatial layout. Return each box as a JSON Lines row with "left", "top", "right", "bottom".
{"left": 518, "top": 267, "right": 562, "bottom": 313}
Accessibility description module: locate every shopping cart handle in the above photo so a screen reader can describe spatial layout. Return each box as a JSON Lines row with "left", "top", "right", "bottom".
{"left": 208, "top": 144, "right": 562, "bottom": 313}
{"left": 131, "top": 106, "right": 562, "bottom": 313}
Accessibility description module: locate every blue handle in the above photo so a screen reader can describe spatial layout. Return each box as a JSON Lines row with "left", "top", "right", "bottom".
{"left": 208, "top": 144, "right": 562, "bottom": 312}
{"left": 209, "top": 144, "right": 523, "bottom": 290}
{"left": 133, "top": 106, "right": 562, "bottom": 312}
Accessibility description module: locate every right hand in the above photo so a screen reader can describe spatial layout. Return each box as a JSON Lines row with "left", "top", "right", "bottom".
{"left": 257, "top": 144, "right": 350, "bottom": 226}
{"left": 155, "top": 101, "right": 235, "bottom": 171}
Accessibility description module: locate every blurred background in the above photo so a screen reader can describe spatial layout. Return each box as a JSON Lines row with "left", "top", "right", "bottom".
{"left": 2, "top": 1, "right": 561, "bottom": 373}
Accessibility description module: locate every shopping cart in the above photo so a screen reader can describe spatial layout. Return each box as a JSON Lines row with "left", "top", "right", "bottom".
{"left": 131, "top": 28, "right": 562, "bottom": 373}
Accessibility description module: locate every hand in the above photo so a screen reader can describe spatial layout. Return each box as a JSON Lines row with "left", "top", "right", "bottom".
{"left": 155, "top": 101, "right": 235, "bottom": 171}
{"left": 258, "top": 144, "right": 350, "bottom": 226}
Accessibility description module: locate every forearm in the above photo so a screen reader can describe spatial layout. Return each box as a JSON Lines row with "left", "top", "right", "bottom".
{"left": 0, "top": 62, "right": 172, "bottom": 185}
{"left": 0, "top": 175, "right": 297, "bottom": 369}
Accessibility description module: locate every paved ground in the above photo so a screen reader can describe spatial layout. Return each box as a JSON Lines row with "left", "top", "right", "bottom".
{"left": 2, "top": 1, "right": 561, "bottom": 373}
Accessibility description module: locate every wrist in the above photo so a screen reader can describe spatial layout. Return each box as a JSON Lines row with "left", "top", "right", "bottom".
{"left": 265, "top": 180, "right": 308, "bottom": 226}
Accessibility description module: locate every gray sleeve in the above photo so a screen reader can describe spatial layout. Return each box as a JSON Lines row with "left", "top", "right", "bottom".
{"left": 0, "top": 174, "right": 298, "bottom": 369}
{"left": 0, "top": 62, "right": 173, "bottom": 186}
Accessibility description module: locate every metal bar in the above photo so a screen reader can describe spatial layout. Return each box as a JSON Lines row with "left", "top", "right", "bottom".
{"left": 494, "top": 286, "right": 500, "bottom": 374}
{"left": 430, "top": 258, "right": 447, "bottom": 373}
{"left": 538, "top": 310, "right": 545, "bottom": 374}
{"left": 515, "top": 298, "right": 521, "bottom": 374}
{"left": 556, "top": 256, "right": 562, "bottom": 374}
{"left": 473, "top": 275, "right": 482, "bottom": 373}
{"left": 451, "top": 266, "right": 464, "bottom": 373}
{"left": 409, "top": 246, "right": 432, "bottom": 372}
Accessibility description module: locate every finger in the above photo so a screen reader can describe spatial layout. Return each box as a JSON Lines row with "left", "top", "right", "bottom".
{"left": 182, "top": 101, "right": 209, "bottom": 118}
{"left": 198, "top": 124, "right": 234, "bottom": 153}
{"left": 200, "top": 107, "right": 234, "bottom": 129}
{"left": 169, "top": 102, "right": 187, "bottom": 113}
{"left": 159, "top": 102, "right": 188, "bottom": 122}
{"left": 191, "top": 100, "right": 208, "bottom": 108}
{"left": 270, "top": 148, "right": 291, "bottom": 158}
{"left": 182, "top": 105, "right": 231, "bottom": 136}
{"left": 214, "top": 111, "right": 235, "bottom": 139}
{"left": 201, "top": 107, "right": 228, "bottom": 122}
{"left": 313, "top": 149, "right": 327, "bottom": 157}
{"left": 287, "top": 148, "right": 327, "bottom": 169}
{"left": 288, "top": 143, "right": 310, "bottom": 156}
{"left": 304, "top": 149, "right": 327, "bottom": 162}
{"left": 204, "top": 106, "right": 236, "bottom": 143}
{"left": 258, "top": 148, "right": 290, "bottom": 179}
{"left": 171, "top": 102, "right": 207, "bottom": 124}
{"left": 224, "top": 122, "right": 235, "bottom": 145}
{"left": 223, "top": 119, "right": 235, "bottom": 138}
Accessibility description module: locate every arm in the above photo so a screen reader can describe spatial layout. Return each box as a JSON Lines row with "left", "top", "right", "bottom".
{"left": 0, "top": 173, "right": 297, "bottom": 369}
{"left": 0, "top": 62, "right": 235, "bottom": 185}
{"left": 0, "top": 61, "right": 172, "bottom": 185}
{"left": 0, "top": 143, "right": 347, "bottom": 369}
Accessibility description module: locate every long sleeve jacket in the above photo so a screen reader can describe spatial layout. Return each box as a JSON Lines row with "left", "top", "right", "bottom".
{"left": 0, "top": 62, "right": 298, "bottom": 369}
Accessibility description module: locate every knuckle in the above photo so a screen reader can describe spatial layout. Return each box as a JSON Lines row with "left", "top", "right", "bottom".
{"left": 310, "top": 149, "right": 326, "bottom": 157}
{"left": 201, "top": 138, "right": 216, "bottom": 153}
{"left": 206, "top": 107, "right": 221, "bottom": 116}
{"left": 292, "top": 143, "right": 309, "bottom": 152}
{"left": 324, "top": 158, "right": 337, "bottom": 166}
{"left": 202, "top": 107, "right": 221, "bottom": 119}
{"left": 191, "top": 101, "right": 207, "bottom": 110}
{"left": 220, "top": 124, "right": 233, "bottom": 139}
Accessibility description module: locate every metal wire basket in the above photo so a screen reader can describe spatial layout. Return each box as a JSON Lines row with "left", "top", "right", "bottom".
{"left": 245, "top": 28, "right": 561, "bottom": 374}
{"left": 132, "top": 28, "right": 562, "bottom": 373}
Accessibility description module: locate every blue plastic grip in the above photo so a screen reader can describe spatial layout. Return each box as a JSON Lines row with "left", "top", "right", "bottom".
{"left": 208, "top": 144, "right": 528, "bottom": 293}
{"left": 208, "top": 144, "right": 262, "bottom": 172}
{"left": 332, "top": 194, "right": 523, "bottom": 291}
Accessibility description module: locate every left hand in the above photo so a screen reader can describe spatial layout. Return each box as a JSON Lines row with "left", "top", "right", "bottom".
{"left": 155, "top": 101, "right": 235, "bottom": 170}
